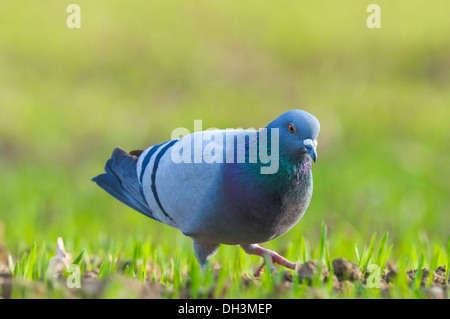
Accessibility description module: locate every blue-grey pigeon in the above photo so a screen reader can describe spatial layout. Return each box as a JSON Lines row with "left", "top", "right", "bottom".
{"left": 92, "top": 109, "right": 320, "bottom": 274}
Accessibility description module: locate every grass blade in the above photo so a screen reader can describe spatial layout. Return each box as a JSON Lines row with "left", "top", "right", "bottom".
{"left": 427, "top": 247, "right": 440, "bottom": 287}
{"left": 355, "top": 244, "right": 360, "bottom": 265}
{"left": 72, "top": 249, "right": 85, "bottom": 265}
{"left": 446, "top": 234, "right": 450, "bottom": 282}
{"left": 375, "top": 232, "right": 388, "bottom": 266}
{"left": 319, "top": 222, "right": 330, "bottom": 268}
{"left": 362, "top": 233, "right": 377, "bottom": 275}
{"left": 414, "top": 254, "right": 425, "bottom": 290}
{"left": 23, "top": 242, "right": 37, "bottom": 280}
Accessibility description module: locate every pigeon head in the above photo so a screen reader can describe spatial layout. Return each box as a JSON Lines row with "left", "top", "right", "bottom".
{"left": 267, "top": 109, "right": 320, "bottom": 163}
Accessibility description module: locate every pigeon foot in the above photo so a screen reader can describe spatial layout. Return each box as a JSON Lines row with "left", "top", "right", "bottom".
{"left": 240, "top": 244, "right": 296, "bottom": 276}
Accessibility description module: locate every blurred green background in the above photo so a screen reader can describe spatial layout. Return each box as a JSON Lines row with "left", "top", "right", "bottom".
{"left": 0, "top": 1, "right": 449, "bottom": 263}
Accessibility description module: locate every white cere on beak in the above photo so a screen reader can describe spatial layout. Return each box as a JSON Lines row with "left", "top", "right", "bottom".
{"left": 303, "top": 139, "right": 317, "bottom": 149}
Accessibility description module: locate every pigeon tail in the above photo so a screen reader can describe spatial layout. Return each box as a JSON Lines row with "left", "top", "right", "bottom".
{"left": 92, "top": 148, "right": 161, "bottom": 222}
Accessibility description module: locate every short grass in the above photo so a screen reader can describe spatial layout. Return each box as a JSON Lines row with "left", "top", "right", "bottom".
{"left": 0, "top": 1, "right": 449, "bottom": 298}
{"left": 2, "top": 225, "right": 449, "bottom": 298}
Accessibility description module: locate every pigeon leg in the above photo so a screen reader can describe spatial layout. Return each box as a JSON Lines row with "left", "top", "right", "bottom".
{"left": 193, "top": 242, "right": 219, "bottom": 271}
{"left": 240, "top": 244, "right": 296, "bottom": 276}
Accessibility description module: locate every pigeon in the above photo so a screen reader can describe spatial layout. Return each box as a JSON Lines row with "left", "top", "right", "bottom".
{"left": 92, "top": 109, "right": 320, "bottom": 275}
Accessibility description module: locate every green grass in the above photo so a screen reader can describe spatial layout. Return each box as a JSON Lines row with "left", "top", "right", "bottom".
{"left": 0, "top": 0, "right": 449, "bottom": 298}
{"left": 3, "top": 226, "right": 448, "bottom": 298}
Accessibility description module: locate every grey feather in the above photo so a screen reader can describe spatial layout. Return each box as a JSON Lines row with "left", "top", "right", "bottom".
{"left": 92, "top": 148, "right": 160, "bottom": 222}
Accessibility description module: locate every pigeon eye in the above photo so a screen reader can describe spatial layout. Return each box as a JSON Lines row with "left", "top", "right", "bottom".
{"left": 288, "top": 124, "right": 295, "bottom": 133}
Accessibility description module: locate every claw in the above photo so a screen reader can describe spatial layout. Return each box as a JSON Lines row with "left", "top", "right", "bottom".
{"left": 254, "top": 262, "right": 266, "bottom": 277}
{"left": 241, "top": 244, "right": 296, "bottom": 277}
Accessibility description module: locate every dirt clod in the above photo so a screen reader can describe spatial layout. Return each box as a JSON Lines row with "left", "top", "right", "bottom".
{"left": 340, "top": 280, "right": 354, "bottom": 293}
{"left": 282, "top": 270, "right": 293, "bottom": 283}
{"left": 406, "top": 266, "right": 449, "bottom": 289}
{"left": 425, "top": 286, "right": 446, "bottom": 299}
{"left": 332, "top": 258, "right": 362, "bottom": 282}
{"left": 296, "top": 260, "right": 329, "bottom": 284}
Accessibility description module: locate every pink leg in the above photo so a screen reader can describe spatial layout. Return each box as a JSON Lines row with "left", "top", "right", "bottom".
{"left": 240, "top": 244, "right": 296, "bottom": 276}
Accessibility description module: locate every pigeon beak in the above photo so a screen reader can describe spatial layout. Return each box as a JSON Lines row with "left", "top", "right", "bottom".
{"left": 306, "top": 146, "right": 317, "bottom": 162}
{"left": 303, "top": 139, "right": 318, "bottom": 163}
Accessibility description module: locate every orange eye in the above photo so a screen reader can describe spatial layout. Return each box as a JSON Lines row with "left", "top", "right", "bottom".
{"left": 288, "top": 124, "right": 295, "bottom": 133}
